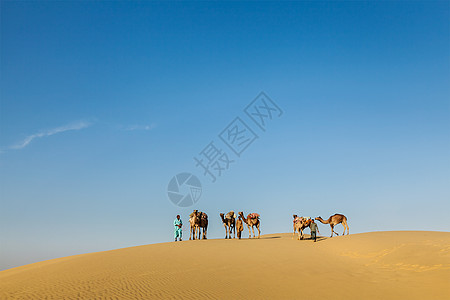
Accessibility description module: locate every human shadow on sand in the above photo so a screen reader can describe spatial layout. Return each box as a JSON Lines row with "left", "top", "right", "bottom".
{"left": 311, "top": 236, "right": 328, "bottom": 242}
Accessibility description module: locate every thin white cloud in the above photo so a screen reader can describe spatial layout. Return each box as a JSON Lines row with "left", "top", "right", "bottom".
{"left": 123, "top": 124, "right": 156, "bottom": 131}
{"left": 10, "top": 120, "right": 92, "bottom": 150}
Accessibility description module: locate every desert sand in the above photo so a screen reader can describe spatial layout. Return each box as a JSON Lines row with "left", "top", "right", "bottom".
{"left": 1, "top": 231, "right": 449, "bottom": 299}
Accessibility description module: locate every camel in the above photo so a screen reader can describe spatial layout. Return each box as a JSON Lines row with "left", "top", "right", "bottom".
{"left": 220, "top": 212, "right": 236, "bottom": 239}
{"left": 189, "top": 210, "right": 200, "bottom": 240}
{"left": 196, "top": 211, "right": 208, "bottom": 239}
{"left": 238, "top": 211, "right": 260, "bottom": 239}
{"left": 292, "top": 215, "right": 312, "bottom": 240}
{"left": 315, "top": 214, "right": 349, "bottom": 237}
{"left": 236, "top": 216, "right": 244, "bottom": 239}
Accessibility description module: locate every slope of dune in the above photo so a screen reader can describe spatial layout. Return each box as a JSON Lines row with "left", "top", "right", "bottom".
{"left": 1, "top": 231, "right": 449, "bottom": 299}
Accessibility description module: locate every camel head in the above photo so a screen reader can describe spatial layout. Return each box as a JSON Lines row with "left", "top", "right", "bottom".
{"left": 315, "top": 217, "right": 321, "bottom": 220}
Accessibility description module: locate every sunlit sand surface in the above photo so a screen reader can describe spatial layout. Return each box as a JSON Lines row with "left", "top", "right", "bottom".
{"left": 1, "top": 231, "right": 449, "bottom": 299}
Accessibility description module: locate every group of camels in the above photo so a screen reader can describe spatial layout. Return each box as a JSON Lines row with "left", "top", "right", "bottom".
{"left": 188, "top": 210, "right": 208, "bottom": 240}
{"left": 188, "top": 210, "right": 349, "bottom": 241}
{"left": 188, "top": 210, "right": 260, "bottom": 240}
{"left": 220, "top": 211, "right": 261, "bottom": 239}
{"left": 293, "top": 213, "right": 350, "bottom": 240}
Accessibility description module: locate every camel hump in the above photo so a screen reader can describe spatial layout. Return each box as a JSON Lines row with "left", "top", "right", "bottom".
{"left": 247, "top": 213, "right": 260, "bottom": 219}
{"left": 225, "top": 211, "right": 235, "bottom": 219}
{"left": 333, "top": 213, "right": 346, "bottom": 220}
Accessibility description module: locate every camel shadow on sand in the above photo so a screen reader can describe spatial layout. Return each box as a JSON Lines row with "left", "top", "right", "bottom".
{"left": 260, "top": 236, "right": 282, "bottom": 239}
{"left": 237, "top": 236, "right": 282, "bottom": 240}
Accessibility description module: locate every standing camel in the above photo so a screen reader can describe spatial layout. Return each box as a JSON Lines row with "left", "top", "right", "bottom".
{"left": 315, "top": 214, "right": 349, "bottom": 237}
{"left": 238, "top": 211, "right": 260, "bottom": 239}
{"left": 292, "top": 215, "right": 312, "bottom": 240}
{"left": 189, "top": 210, "right": 200, "bottom": 240}
{"left": 197, "top": 211, "right": 208, "bottom": 239}
{"left": 220, "top": 212, "right": 236, "bottom": 239}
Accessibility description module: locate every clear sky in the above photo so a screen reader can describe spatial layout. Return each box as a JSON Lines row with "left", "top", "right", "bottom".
{"left": 1, "top": 1, "right": 449, "bottom": 270}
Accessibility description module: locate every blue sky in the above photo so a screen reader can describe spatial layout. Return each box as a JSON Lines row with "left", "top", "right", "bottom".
{"left": 1, "top": 1, "right": 449, "bottom": 270}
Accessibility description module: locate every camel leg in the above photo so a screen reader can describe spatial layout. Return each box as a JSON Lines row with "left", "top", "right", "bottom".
{"left": 257, "top": 224, "right": 260, "bottom": 239}
{"left": 343, "top": 220, "right": 349, "bottom": 235}
{"left": 331, "top": 225, "right": 339, "bottom": 237}
{"left": 248, "top": 225, "right": 252, "bottom": 239}
{"left": 334, "top": 227, "right": 339, "bottom": 236}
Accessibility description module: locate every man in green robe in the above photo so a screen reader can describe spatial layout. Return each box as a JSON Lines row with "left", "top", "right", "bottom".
{"left": 174, "top": 215, "right": 183, "bottom": 242}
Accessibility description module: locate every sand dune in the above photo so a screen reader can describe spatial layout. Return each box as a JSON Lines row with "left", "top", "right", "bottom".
{"left": 1, "top": 231, "right": 449, "bottom": 299}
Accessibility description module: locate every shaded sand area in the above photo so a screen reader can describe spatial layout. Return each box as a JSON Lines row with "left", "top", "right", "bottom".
{"left": 1, "top": 231, "right": 449, "bottom": 299}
